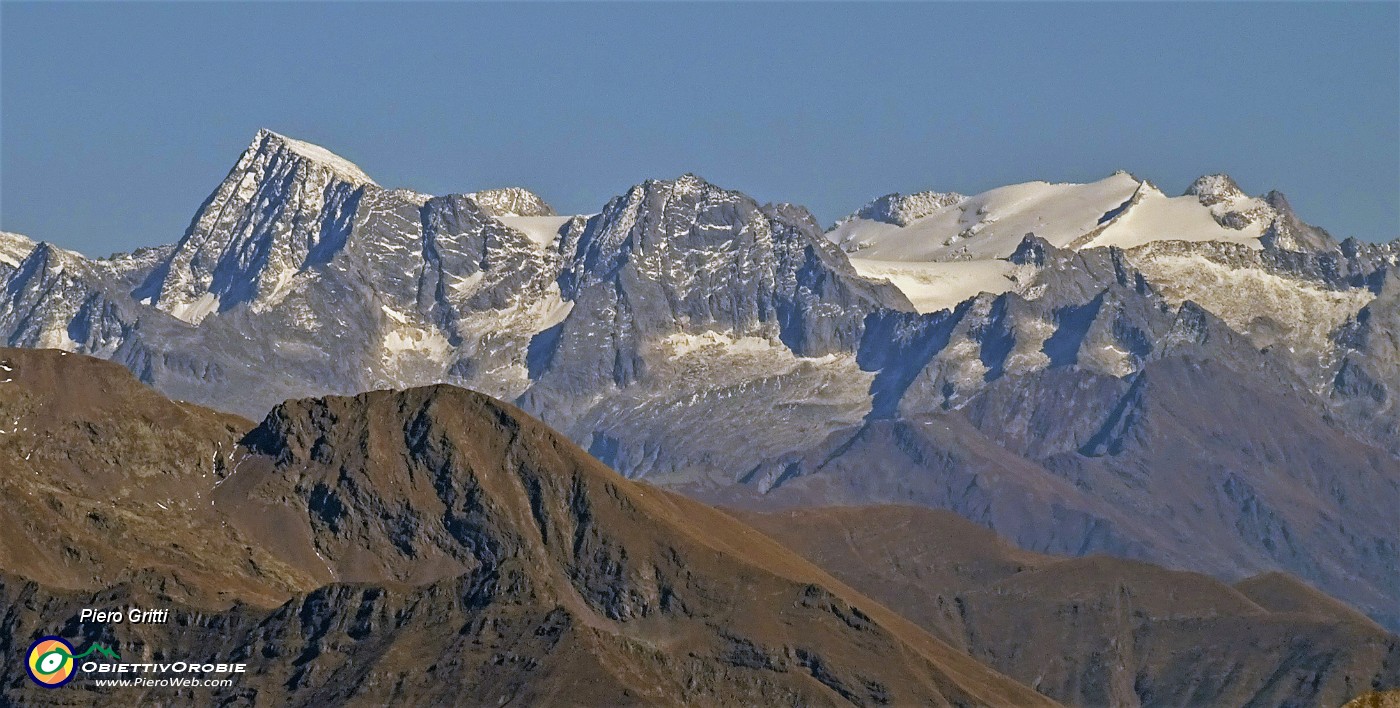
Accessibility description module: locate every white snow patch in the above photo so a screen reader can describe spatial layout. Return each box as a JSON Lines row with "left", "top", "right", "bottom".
{"left": 169, "top": 293, "right": 220, "bottom": 324}
{"left": 498, "top": 215, "right": 573, "bottom": 248}
{"left": 382, "top": 325, "right": 453, "bottom": 363}
{"left": 379, "top": 305, "right": 454, "bottom": 367}
{"left": 658, "top": 330, "right": 781, "bottom": 357}
{"left": 830, "top": 173, "right": 1142, "bottom": 260}
{"left": 1085, "top": 187, "right": 1264, "bottom": 250}
{"left": 830, "top": 172, "right": 1274, "bottom": 262}
{"left": 1132, "top": 253, "right": 1374, "bottom": 350}
{"left": 381, "top": 305, "right": 409, "bottom": 325}
{"left": 849, "top": 258, "right": 1020, "bottom": 313}
{"left": 447, "top": 271, "right": 484, "bottom": 295}
{"left": 532, "top": 282, "right": 574, "bottom": 330}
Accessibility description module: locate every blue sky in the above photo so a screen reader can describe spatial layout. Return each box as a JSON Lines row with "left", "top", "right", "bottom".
{"left": 2, "top": 2, "right": 1396, "bottom": 255}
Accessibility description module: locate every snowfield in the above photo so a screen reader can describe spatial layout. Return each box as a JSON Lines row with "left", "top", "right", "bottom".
{"left": 498, "top": 215, "right": 574, "bottom": 248}
{"left": 829, "top": 172, "right": 1271, "bottom": 264}
{"left": 847, "top": 258, "right": 1022, "bottom": 313}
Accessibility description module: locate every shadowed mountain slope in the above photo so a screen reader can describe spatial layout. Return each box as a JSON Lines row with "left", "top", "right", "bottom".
{"left": 738, "top": 505, "right": 1400, "bottom": 708}
{"left": 713, "top": 352, "right": 1400, "bottom": 632}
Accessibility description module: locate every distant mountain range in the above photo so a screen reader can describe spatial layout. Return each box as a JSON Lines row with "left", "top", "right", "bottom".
{"left": 1, "top": 130, "right": 1397, "bottom": 637}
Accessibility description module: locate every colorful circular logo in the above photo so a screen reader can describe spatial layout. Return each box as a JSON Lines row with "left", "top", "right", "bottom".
{"left": 26, "top": 636, "right": 76, "bottom": 688}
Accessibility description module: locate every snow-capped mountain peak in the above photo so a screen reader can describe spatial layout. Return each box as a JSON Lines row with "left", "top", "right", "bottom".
{"left": 821, "top": 170, "right": 1366, "bottom": 318}
{"left": 1185, "top": 173, "right": 1245, "bottom": 205}
{"left": 135, "top": 130, "right": 379, "bottom": 322}
{"left": 824, "top": 170, "right": 1323, "bottom": 266}
{"left": 828, "top": 172, "right": 1146, "bottom": 260}
{"left": 250, "top": 129, "right": 377, "bottom": 187}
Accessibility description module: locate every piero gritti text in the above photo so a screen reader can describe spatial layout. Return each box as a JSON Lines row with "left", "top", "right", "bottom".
{"left": 78, "top": 607, "right": 171, "bottom": 625}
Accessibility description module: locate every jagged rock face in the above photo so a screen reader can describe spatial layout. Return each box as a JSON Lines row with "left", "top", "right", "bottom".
{"left": 1125, "top": 243, "right": 1369, "bottom": 354}
{"left": 1179, "top": 176, "right": 1337, "bottom": 251}
{"left": 555, "top": 175, "right": 907, "bottom": 347}
{"left": 1151, "top": 178, "right": 1330, "bottom": 253}
{"left": 847, "top": 191, "right": 965, "bottom": 227}
{"left": 1185, "top": 173, "right": 1247, "bottom": 205}
{"left": 847, "top": 240, "right": 1235, "bottom": 423}
{"left": 93, "top": 244, "right": 177, "bottom": 291}
{"left": 718, "top": 352, "right": 1400, "bottom": 632}
{"left": 301, "top": 189, "right": 567, "bottom": 397}
{"left": 0, "top": 244, "right": 137, "bottom": 355}
{"left": 1331, "top": 271, "right": 1400, "bottom": 451}
{"left": 468, "top": 186, "right": 556, "bottom": 217}
{"left": 137, "top": 130, "right": 378, "bottom": 323}
{"left": 0, "top": 134, "right": 571, "bottom": 415}
{"left": 529, "top": 176, "right": 909, "bottom": 407}
{"left": 1261, "top": 190, "right": 1339, "bottom": 252}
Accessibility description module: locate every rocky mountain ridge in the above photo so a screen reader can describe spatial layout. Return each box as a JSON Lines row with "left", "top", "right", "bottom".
{"left": 0, "top": 347, "right": 1052, "bottom": 706}
{"left": 2, "top": 130, "right": 1396, "bottom": 632}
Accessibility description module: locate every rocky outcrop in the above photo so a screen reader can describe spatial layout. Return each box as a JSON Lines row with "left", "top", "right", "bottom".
{"left": 845, "top": 190, "right": 965, "bottom": 227}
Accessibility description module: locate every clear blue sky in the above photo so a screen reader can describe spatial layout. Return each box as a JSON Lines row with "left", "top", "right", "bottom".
{"left": 2, "top": 2, "right": 1396, "bottom": 256}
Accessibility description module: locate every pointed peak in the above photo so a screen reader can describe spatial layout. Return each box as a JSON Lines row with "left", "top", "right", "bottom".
{"left": 1008, "top": 232, "right": 1060, "bottom": 266}
{"left": 1262, "top": 189, "right": 1291, "bottom": 211}
{"left": 1185, "top": 174, "right": 1245, "bottom": 205}
{"left": 1133, "top": 177, "right": 1165, "bottom": 195}
{"left": 12, "top": 240, "right": 86, "bottom": 281}
{"left": 23, "top": 240, "right": 83, "bottom": 264}
{"left": 245, "top": 129, "right": 377, "bottom": 187}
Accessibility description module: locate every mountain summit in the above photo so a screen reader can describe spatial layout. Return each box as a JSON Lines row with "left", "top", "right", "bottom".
{"left": 133, "top": 130, "right": 378, "bottom": 322}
